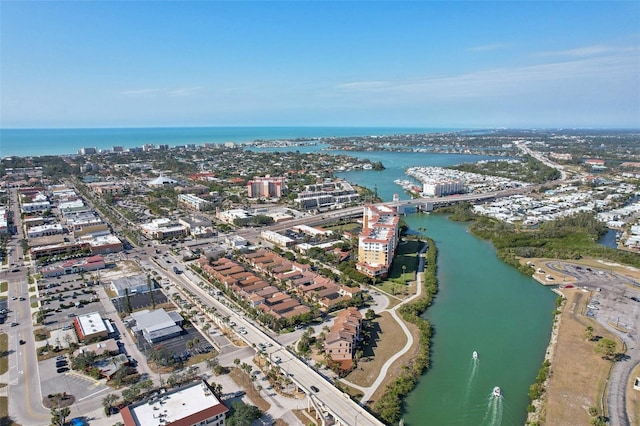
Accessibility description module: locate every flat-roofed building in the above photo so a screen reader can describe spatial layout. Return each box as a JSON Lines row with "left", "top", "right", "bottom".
{"left": 21, "top": 201, "right": 51, "bottom": 213}
{"left": 422, "top": 179, "right": 464, "bottom": 197}
{"left": 41, "top": 255, "right": 106, "bottom": 277}
{"left": 178, "top": 193, "right": 211, "bottom": 211}
{"left": 68, "top": 215, "right": 109, "bottom": 238}
{"left": 74, "top": 312, "right": 109, "bottom": 341}
{"left": 120, "top": 379, "right": 229, "bottom": 426}
{"left": 111, "top": 274, "right": 150, "bottom": 297}
{"left": 129, "top": 309, "right": 183, "bottom": 344}
{"left": 294, "top": 179, "right": 359, "bottom": 210}
{"left": 84, "top": 234, "right": 123, "bottom": 254}
{"left": 140, "top": 218, "right": 189, "bottom": 240}
{"left": 260, "top": 230, "right": 295, "bottom": 247}
{"left": 27, "top": 223, "right": 64, "bottom": 238}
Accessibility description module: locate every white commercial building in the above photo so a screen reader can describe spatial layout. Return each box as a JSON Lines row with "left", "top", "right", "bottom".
{"left": 178, "top": 193, "right": 211, "bottom": 211}
{"left": 120, "top": 380, "right": 229, "bottom": 426}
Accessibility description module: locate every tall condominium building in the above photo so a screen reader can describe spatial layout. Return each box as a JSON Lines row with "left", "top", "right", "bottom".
{"left": 247, "top": 176, "right": 286, "bottom": 198}
{"left": 356, "top": 204, "right": 399, "bottom": 279}
{"left": 422, "top": 179, "right": 464, "bottom": 197}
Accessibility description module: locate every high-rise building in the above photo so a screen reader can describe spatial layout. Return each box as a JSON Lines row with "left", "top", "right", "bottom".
{"left": 356, "top": 204, "right": 399, "bottom": 278}
{"left": 247, "top": 176, "right": 286, "bottom": 198}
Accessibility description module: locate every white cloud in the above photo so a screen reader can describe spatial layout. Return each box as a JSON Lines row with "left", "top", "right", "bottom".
{"left": 167, "top": 86, "right": 204, "bottom": 97}
{"left": 334, "top": 46, "right": 638, "bottom": 100}
{"left": 536, "top": 44, "right": 637, "bottom": 58}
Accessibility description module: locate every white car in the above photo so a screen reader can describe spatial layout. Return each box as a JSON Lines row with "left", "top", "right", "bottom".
{"left": 273, "top": 356, "right": 281, "bottom": 363}
{"left": 239, "top": 329, "right": 248, "bottom": 335}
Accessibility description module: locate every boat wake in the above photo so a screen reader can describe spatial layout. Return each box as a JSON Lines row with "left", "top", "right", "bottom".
{"left": 481, "top": 390, "right": 504, "bottom": 426}
{"left": 462, "top": 355, "right": 479, "bottom": 409}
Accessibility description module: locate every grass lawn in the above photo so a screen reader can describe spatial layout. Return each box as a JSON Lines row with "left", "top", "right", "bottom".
{"left": 0, "top": 334, "right": 8, "bottom": 375}
{"left": 388, "top": 239, "right": 422, "bottom": 279}
{"left": 324, "top": 222, "right": 361, "bottom": 234}
{"left": 373, "top": 239, "right": 422, "bottom": 297}
{"left": 345, "top": 311, "right": 407, "bottom": 388}
{"left": 543, "top": 290, "right": 622, "bottom": 425}
{"left": 0, "top": 282, "right": 7, "bottom": 293}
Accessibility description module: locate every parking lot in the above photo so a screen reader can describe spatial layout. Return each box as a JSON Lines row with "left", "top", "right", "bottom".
{"left": 546, "top": 261, "right": 640, "bottom": 338}
{"left": 37, "top": 273, "right": 106, "bottom": 329}
{"left": 40, "top": 355, "right": 111, "bottom": 404}
{"left": 135, "top": 325, "right": 212, "bottom": 362}
{"left": 111, "top": 289, "right": 168, "bottom": 313}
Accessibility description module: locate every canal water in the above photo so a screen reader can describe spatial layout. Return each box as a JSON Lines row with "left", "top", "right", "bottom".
{"left": 333, "top": 151, "right": 557, "bottom": 425}
{"left": 402, "top": 214, "right": 557, "bottom": 425}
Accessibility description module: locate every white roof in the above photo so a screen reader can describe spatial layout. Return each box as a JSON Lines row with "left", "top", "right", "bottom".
{"left": 76, "top": 312, "right": 108, "bottom": 336}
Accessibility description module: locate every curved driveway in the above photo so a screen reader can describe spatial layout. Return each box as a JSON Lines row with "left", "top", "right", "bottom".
{"left": 343, "top": 240, "right": 428, "bottom": 404}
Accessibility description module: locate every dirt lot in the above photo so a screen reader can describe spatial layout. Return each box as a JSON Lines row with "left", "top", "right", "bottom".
{"left": 542, "top": 289, "right": 622, "bottom": 425}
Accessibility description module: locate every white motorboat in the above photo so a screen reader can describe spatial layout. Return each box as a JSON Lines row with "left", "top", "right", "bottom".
{"left": 472, "top": 351, "right": 478, "bottom": 360}
{"left": 493, "top": 386, "right": 502, "bottom": 397}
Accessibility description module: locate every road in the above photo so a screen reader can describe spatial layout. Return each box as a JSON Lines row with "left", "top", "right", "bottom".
{"left": 3, "top": 188, "right": 51, "bottom": 425}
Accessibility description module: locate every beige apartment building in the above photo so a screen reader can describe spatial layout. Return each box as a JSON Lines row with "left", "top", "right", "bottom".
{"left": 356, "top": 204, "right": 399, "bottom": 279}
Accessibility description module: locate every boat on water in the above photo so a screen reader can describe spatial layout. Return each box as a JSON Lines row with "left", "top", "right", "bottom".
{"left": 472, "top": 351, "right": 478, "bottom": 360}
{"left": 493, "top": 386, "right": 502, "bottom": 398}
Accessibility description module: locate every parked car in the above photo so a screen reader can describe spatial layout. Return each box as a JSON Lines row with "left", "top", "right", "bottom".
{"left": 10, "top": 322, "right": 18, "bottom": 327}
{"left": 310, "top": 386, "right": 319, "bottom": 393}
{"left": 57, "top": 367, "right": 69, "bottom": 374}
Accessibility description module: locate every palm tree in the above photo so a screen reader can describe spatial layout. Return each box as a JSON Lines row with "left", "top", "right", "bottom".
{"left": 147, "top": 274, "right": 156, "bottom": 309}
{"left": 102, "top": 393, "right": 118, "bottom": 415}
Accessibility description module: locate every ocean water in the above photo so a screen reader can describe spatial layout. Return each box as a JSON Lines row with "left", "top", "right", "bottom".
{"left": 0, "top": 126, "right": 461, "bottom": 157}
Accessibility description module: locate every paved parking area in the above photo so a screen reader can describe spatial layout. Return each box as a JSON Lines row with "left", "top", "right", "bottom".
{"left": 545, "top": 261, "right": 640, "bottom": 338}
{"left": 40, "top": 356, "right": 111, "bottom": 403}
{"left": 136, "top": 326, "right": 211, "bottom": 361}
{"left": 111, "top": 290, "right": 168, "bottom": 313}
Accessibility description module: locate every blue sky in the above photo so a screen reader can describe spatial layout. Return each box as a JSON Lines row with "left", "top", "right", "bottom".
{"left": 1, "top": 1, "right": 639, "bottom": 128}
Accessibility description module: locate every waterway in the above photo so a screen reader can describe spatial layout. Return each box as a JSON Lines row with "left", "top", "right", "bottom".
{"left": 330, "top": 150, "right": 557, "bottom": 425}
{"left": 402, "top": 214, "right": 557, "bottom": 425}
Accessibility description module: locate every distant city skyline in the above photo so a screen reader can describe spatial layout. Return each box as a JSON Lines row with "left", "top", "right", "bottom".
{"left": 1, "top": 1, "right": 639, "bottom": 129}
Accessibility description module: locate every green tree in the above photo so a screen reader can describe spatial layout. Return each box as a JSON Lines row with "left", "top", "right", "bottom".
{"left": 50, "top": 406, "right": 71, "bottom": 426}
{"left": 102, "top": 393, "right": 119, "bottom": 416}
{"left": 596, "top": 338, "right": 617, "bottom": 360}
{"left": 226, "top": 401, "right": 262, "bottom": 426}
{"left": 585, "top": 325, "right": 594, "bottom": 341}
{"left": 71, "top": 351, "right": 97, "bottom": 371}
{"left": 147, "top": 274, "right": 156, "bottom": 309}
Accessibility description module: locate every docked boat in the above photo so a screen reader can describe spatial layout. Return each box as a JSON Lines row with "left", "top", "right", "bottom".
{"left": 472, "top": 351, "right": 478, "bottom": 360}
{"left": 493, "top": 386, "right": 502, "bottom": 397}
